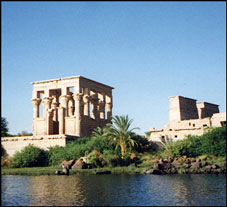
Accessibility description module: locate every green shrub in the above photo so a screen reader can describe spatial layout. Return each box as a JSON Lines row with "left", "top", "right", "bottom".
{"left": 47, "top": 145, "right": 72, "bottom": 166}
{"left": 103, "top": 149, "right": 120, "bottom": 167}
{"left": 1, "top": 145, "right": 8, "bottom": 158}
{"left": 197, "top": 125, "right": 226, "bottom": 156}
{"left": 165, "top": 125, "right": 226, "bottom": 158}
{"left": 10, "top": 144, "right": 48, "bottom": 168}
{"left": 131, "top": 134, "right": 150, "bottom": 152}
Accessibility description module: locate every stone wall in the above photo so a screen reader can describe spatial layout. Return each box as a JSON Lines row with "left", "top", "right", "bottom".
{"left": 1, "top": 135, "right": 77, "bottom": 157}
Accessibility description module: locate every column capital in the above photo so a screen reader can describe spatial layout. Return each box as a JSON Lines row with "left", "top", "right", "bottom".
{"left": 60, "top": 95, "right": 68, "bottom": 101}
{"left": 32, "top": 98, "right": 41, "bottom": 105}
{"left": 42, "top": 97, "right": 53, "bottom": 104}
{"left": 51, "top": 102, "right": 59, "bottom": 109}
{"left": 73, "top": 93, "right": 84, "bottom": 102}
{"left": 83, "top": 94, "right": 90, "bottom": 103}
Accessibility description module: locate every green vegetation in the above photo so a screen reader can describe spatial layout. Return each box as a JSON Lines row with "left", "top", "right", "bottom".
{"left": 160, "top": 125, "right": 226, "bottom": 158}
{"left": 1, "top": 114, "right": 226, "bottom": 175}
{"left": 1, "top": 117, "right": 10, "bottom": 137}
{"left": 9, "top": 144, "right": 49, "bottom": 168}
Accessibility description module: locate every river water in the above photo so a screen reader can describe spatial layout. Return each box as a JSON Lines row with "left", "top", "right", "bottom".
{"left": 1, "top": 174, "right": 226, "bottom": 206}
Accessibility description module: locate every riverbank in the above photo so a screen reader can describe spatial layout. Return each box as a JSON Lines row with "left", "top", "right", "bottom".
{"left": 1, "top": 165, "right": 145, "bottom": 176}
{"left": 2, "top": 155, "right": 226, "bottom": 176}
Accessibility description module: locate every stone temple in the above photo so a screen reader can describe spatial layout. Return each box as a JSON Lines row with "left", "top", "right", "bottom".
{"left": 149, "top": 96, "right": 226, "bottom": 142}
{"left": 31, "top": 76, "right": 114, "bottom": 137}
{"left": 2, "top": 76, "right": 114, "bottom": 157}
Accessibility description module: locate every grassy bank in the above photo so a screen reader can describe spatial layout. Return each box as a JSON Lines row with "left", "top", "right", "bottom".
{"left": 2, "top": 154, "right": 226, "bottom": 176}
{"left": 1, "top": 165, "right": 147, "bottom": 176}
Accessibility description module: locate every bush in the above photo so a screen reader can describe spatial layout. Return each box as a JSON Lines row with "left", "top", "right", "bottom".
{"left": 10, "top": 144, "right": 49, "bottom": 168}
{"left": 103, "top": 149, "right": 120, "bottom": 167}
{"left": 1, "top": 157, "right": 12, "bottom": 167}
{"left": 1, "top": 145, "right": 8, "bottom": 158}
{"left": 197, "top": 125, "right": 226, "bottom": 156}
{"left": 131, "top": 134, "right": 150, "bottom": 152}
{"left": 165, "top": 125, "right": 227, "bottom": 158}
{"left": 47, "top": 145, "right": 72, "bottom": 166}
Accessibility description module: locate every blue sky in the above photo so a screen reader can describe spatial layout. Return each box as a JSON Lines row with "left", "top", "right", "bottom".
{"left": 2, "top": 2, "right": 226, "bottom": 135}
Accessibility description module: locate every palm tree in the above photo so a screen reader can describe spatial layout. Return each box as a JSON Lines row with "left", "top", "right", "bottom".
{"left": 91, "top": 126, "right": 110, "bottom": 139}
{"left": 108, "top": 115, "right": 140, "bottom": 157}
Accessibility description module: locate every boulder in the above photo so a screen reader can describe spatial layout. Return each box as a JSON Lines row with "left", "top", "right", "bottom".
{"left": 170, "top": 168, "right": 177, "bottom": 174}
{"left": 205, "top": 165, "right": 212, "bottom": 170}
{"left": 150, "top": 169, "right": 163, "bottom": 175}
{"left": 183, "top": 163, "right": 191, "bottom": 168}
{"left": 72, "top": 159, "right": 88, "bottom": 169}
{"left": 145, "top": 169, "right": 154, "bottom": 174}
{"left": 191, "top": 161, "right": 201, "bottom": 169}
{"left": 211, "top": 164, "right": 219, "bottom": 169}
{"left": 60, "top": 160, "right": 76, "bottom": 169}
{"left": 167, "top": 157, "right": 174, "bottom": 163}
{"left": 196, "top": 158, "right": 201, "bottom": 163}
{"left": 62, "top": 167, "right": 70, "bottom": 176}
{"left": 200, "top": 161, "right": 208, "bottom": 167}
{"left": 154, "top": 163, "right": 164, "bottom": 170}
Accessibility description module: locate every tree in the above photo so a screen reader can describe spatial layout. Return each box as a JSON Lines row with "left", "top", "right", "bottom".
{"left": 91, "top": 126, "right": 110, "bottom": 139}
{"left": 108, "top": 115, "right": 140, "bottom": 157}
{"left": 17, "top": 131, "right": 33, "bottom": 136}
{"left": 1, "top": 117, "right": 9, "bottom": 137}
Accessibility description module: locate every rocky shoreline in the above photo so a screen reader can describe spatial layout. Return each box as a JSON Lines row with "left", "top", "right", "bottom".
{"left": 144, "top": 156, "right": 226, "bottom": 175}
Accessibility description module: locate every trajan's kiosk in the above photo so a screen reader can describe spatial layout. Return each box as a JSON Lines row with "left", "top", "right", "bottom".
{"left": 2, "top": 76, "right": 114, "bottom": 156}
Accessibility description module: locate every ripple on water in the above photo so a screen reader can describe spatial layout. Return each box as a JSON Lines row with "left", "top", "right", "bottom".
{"left": 1, "top": 174, "right": 226, "bottom": 206}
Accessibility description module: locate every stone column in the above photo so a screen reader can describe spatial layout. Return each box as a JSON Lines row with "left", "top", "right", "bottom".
{"left": 74, "top": 93, "right": 83, "bottom": 136}
{"left": 51, "top": 102, "right": 59, "bottom": 121}
{"left": 83, "top": 95, "right": 90, "bottom": 116}
{"left": 58, "top": 107, "right": 65, "bottom": 135}
{"left": 47, "top": 109, "right": 54, "bottom": 135}
{"left": 106, "top": 102, "right": 113, "bottom": 120}
{"left": 67, "top": 95, "right": 74, "bottom": 117}
{"left": 60, "top": 95, "right": 68, "bottom": 117}
{"left": 32, "top": 98, "right": 41, "bottom": 118}
{"left": 91, "top": 94, "right": 99, "bottom": 120}
{"left": 99, "top": 100, "right": 105, "bottom": 119}
{"left": 42, "top": 97, "right": 52, "bottom": 119}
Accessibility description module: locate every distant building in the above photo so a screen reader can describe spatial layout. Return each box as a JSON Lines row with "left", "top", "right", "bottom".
{"left": 149, "top": 96, "right": 226, "bottom": 142}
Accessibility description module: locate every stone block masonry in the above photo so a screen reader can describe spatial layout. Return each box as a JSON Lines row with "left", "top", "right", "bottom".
{"left": 149, "top": 96, "right": 226, "bottom": 142}
{"left": 2, "top": 76, "right": 114, "bottom": 157}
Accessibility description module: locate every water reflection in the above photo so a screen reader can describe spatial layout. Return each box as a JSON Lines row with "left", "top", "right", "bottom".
{"left": 1, "top": 174, "right": 226, "bottom": 206}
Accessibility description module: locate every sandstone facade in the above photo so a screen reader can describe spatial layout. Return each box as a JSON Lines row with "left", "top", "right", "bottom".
{"left": 149, "top": 96, "right": 226, "bottom": 142}
{"left": 31, "top": 76, "right": 114, "bottom": 137}
{"left": 2, "top": 76, "right": 114, "bottom": 157}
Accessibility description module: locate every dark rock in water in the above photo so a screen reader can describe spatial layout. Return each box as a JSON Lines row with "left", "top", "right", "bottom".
{"left": 147, "top": 169, "right": 164, "bottom": 175}
{"left": 170, "top": 168, "right": 177, "bottom": 174}
{"left": 145, "top": 169, "right": 154, "bottom": 174}
{"left": 96, "top": 170, "right": 111, "bottom": 175}
{"left": 153, "top": 162, "right": 164, "bottom": 170}
{"left": 55, "top": 170, "right": 64, "bottom": 175}
{"left": 63, "top": 167, "right": 70, "bottom": 176}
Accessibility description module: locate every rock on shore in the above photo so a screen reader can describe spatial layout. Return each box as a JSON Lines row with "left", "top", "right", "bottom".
{"left": 144, "top": 157, "right": 226, "bottom": 175}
